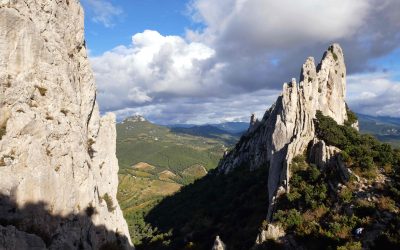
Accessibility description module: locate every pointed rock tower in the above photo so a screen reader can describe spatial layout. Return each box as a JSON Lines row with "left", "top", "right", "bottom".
{"left": 217, "top": 44, "right": 350, "bottom": 220}
{"left": 212, "top": 236, "right": 226, "bottom": 250}
{"left": 0, "top": 1, "right": 132, "bottom": 249}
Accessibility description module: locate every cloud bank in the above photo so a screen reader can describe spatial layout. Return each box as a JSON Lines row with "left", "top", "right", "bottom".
{"left": 90, "top": 0, "right": 400, "bottom": 123}
{"left": 347, "top": 73, "right": 400, "bottom": 117}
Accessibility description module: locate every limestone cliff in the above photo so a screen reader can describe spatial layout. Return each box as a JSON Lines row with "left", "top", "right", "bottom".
{"left": 0, "top": 0, "right": 132, "bottom": 249}
{"left": 217, "top": 44, "right": 351, "bottom": 220}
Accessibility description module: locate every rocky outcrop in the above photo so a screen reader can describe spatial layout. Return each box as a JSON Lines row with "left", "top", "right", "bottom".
{"left": 212, "top": 236, "right": 226, "bottom": 250}
{"left": 123, "top": 115, "right": 146, "bottom": 123}
{"left": 308, "top": 138, "right": 350, "bottom": 182}
{"left": 256, "top": 224, "right": 285, "bottom": 243}
{"left": 0, "top": 0, "right": 132, "bottom": 249}
{"left": 218, "top": 44, "right": 349, "bottom": 221}
{"left": 351, "top": 120, "right": 360, "bottom": 131}
{"left": 308, "top": 138, "right": 341, "bottom": 170}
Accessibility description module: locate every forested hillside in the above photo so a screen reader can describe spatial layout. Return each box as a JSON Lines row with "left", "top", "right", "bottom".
{"left": 116, "top": 116, "right": 239, "bottom": 245}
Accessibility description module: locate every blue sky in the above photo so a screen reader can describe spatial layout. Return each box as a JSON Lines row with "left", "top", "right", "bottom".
{"left": 81, "top": 0, "right": 400, "bottom": 124}
{"left": 82, "top": 0, "right": 199, "bottom": 56}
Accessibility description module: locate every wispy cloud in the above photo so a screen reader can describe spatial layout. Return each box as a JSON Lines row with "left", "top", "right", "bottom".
{"left": 84, "top": 0, "right": 122, "bottom": 28}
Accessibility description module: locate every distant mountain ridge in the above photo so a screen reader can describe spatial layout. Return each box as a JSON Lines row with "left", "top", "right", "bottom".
{"left": 168, "top": 121, "right": 248, "bottom": 134}
{"left": 357, "top": 113, "right": 400, "bottom": 147}
{"left": 167, "top": 114, "right": 400, "bottom": 146}
{"left": 127, "top": 113, "right": 400, "bottom": 147}
{"left": 170, "top": 125, "right": 241, "bottom": 145}
{"left": 357, "top": 113, "right": 400, "bottom": 126}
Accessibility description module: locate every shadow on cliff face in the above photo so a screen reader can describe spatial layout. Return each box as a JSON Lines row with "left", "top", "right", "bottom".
{"left": 0, "top": 194, "right": 131, "bottom": 249}
{"left": 141, "top": 164, "right": 270, "bottom": 250}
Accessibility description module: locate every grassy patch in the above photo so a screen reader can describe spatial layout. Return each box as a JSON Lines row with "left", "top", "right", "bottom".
{"left": 102, "top": 193, "right": 115, "bottom": 212}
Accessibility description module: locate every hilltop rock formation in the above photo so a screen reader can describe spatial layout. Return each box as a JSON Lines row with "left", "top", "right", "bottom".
{"left": 212, "top": 236, "right": 226, "bottom": 250}
{"left": 217, "top": 44, "right": 350, "bottom": 221}
{"left": 255, "top": 223, "right": 285, "bottom": 243}
{"left": 123, "top": 115, "right": 147, "bottom": 123}
{"left": 0, "top": 1, "right": 132, "bottom": 249}
{"left": 308, "top": 138, "right": 350, "bottom": 182}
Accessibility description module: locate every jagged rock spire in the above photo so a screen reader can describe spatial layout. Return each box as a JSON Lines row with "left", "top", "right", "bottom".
{"left": 248, "top": 113, "right": 260, "bottom": 132}
{"left": 250, "top": 113, "right": 257, "bottom": 126}
{"left": 212, "top": 236, "right": 226, "bottom": 250}
{"left": 217, "top": 44, "right": 349, "bottom": 221}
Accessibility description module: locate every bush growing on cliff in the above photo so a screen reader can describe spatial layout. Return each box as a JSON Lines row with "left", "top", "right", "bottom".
{"left": 102, "top": 193, "right": 115, "bottom": 212}
{"left": 315, "top": 110, "right": 400, "bottom": 179}
{"left": 345, "top": 105, "right": 358, "bottom": 127}
{"left": 274, "top": 209, "right": 303, "bottom": 230}
{"left": 273, "top": 110, "right": 400, "bottom": 249}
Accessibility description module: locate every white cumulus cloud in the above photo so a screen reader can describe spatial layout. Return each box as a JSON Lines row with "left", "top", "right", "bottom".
{"left": 91, "top": 30, "right": 218, "bottom": 112}
{"left": 90, "top": 0, "right": 400, "bottom": 122}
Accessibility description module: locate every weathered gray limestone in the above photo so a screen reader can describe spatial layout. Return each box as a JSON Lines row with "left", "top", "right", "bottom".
{"left": 218, "top": 44, "right": 349, "bottom": 224}
{"left": 0, "top": 0, "right": 132, "bottom": 248}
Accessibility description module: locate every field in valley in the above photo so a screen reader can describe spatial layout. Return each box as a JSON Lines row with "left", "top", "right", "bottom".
{"left": 116, "top": 117, "right": 239, "bottom": 245}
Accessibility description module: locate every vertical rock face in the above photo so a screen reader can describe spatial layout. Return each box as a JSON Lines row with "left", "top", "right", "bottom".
{"left": 217, "top": 44, "right": 348, "bottom": 220}
{"left": 0, "top": 0, "right": 132, "bottom": 249}
{"left": 308, "top": 138, "right": 350, "bottom": 182}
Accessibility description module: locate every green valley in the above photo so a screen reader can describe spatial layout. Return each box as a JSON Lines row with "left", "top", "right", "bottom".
{"left": 116, "top": 116, "right": 240, "bottom": 246}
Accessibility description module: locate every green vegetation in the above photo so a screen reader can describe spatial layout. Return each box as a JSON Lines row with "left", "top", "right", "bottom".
{"left": 117, "top": 120, "right": 228, "bottom": 172}
{"left": 116, "top": 118, "right": 238, "bottom": 245}
{"left": 357, "top": 113, "right": 400, "bottom": 148}
{"left": 143, "top": 164, "right": 269, "bottom": 250}
{"left": 337, "top": 241, "right": 362, "bottom": 250}
{"left": 315, "top": 111, "right": 399, "bottom": 179}
{"left": 102, "top": 193, "right": 115, "bottom": 212}
{"left": 170, "top": 125, "right": 239, "bottom": 145}
{"left": 271, "top": 111, "right": 400, "bottom": 249}
{"left": 328, "top": 45, "right": 339, "bottom": 61}
{"left": 116, "top": 112, "right": 400, "bottom": 249}
{"left": 345, "top": 105, "right": 358, "bottom": 127}
{"left": 332, "top": 52, "right": 338, "bottom": 61}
